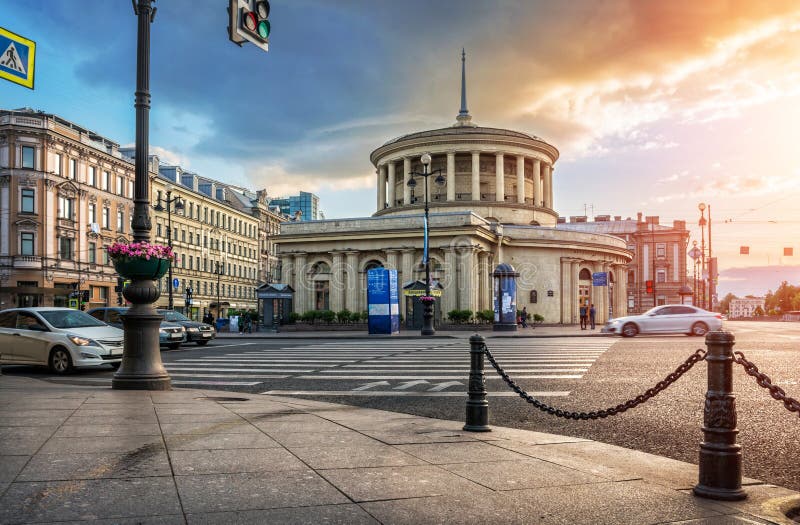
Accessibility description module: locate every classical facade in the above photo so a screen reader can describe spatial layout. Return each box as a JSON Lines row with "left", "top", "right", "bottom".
{"left": 0, "top": 109, "right": 134, "bottom": 310}
{"left": 729, "top": 297, "right": 765, "bottom": 318}
{"left": 558, "top": 213, "right": 691, "bottom": 313}
{"left": 277, "top": 54, "right": 633, "bottom": 325}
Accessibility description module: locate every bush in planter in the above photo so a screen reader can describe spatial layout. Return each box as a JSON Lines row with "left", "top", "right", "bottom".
{"left": 320, "top": 310, "right": 336, "bottom": 324}
{"left": 348, "top": 311, "right": 362, "bottom": 323}
{"left": 287, "top": 312, "right": 300, "bottom": 324}
{"left": 336, "top": 309, "right": 352, "bottom": 324}
{"left": 300, "top": 311, "right": 318, "bottom": 324}
{"left": 447, "top": 309, "right": 473, "bottom": 324}
{"left": 533, "top": 313, "right": 544, "bottom": 325}
{"left": 476, "top": 310, "right": 495, "bottom": 323}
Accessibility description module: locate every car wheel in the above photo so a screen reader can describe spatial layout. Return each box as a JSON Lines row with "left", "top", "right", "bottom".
{"left": 621, "top": 323, "right": 638, "bottom": 337}
{"left": 691, "top": 322, "right": 708, "bottom": 336}
{"left": 48, "top": 347, "right": 73, "bottom": 375}
{"left": 168, "top": 343, "right": 180, "bottom": 350}
{"left": 196, "top": 340, "right": 209, "bottom": 346}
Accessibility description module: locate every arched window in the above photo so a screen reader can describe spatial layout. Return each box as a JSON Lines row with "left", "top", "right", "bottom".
{"left": 364, "top": 260, "right": 383, "bottom": 272}
{"left": 530, "top": 290, "right": 538, "bottom": 303}
{"left": 310, "top": 261, "right": 330, "bottom": 275}
{"left": 579, "top": 268, "right": 592, "bottom": 280}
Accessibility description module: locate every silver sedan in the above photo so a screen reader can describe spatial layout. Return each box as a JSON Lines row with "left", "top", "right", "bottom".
{"left": 603, "top": 305, "right": 724, "bottom": 337}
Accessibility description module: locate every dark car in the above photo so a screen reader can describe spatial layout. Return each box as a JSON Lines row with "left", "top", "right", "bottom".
{"left": 157, "top": 310, "right": 216, "bottom": 346}
{"left": 86, "top": 307, "right": 187, "bottom": 349}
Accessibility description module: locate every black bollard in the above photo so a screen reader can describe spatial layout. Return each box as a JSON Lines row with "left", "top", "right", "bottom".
{"left": 464, "top": 334, "right": 491, "bottom": 432}
{"left": 694, "top": 331, "right": 746, "bottom": 501}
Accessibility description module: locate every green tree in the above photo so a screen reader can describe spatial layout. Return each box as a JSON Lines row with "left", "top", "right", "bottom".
{"left": 718, "top": 292, "right": 738, "bottom": 315}
{"left": 753, "top": 305, "right": 764, "bottom": 316}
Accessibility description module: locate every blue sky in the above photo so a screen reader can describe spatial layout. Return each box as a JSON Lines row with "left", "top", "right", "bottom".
{"left": 3, "top": 0, "right": 800, "bottom": 296}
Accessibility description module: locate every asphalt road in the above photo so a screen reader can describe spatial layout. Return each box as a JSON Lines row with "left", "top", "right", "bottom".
{"left": 3, "top": 321, "right": 798, "bottom": 491}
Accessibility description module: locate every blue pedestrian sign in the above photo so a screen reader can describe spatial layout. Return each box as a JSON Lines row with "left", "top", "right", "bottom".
{"left": 172, "top": 278, "right": 180, "bottom": 289}
{"left": 592, "top": 272, "right": 608, "bottom": 286}
{"left": 0, "top": 27, "right": 36, "bottom": 90}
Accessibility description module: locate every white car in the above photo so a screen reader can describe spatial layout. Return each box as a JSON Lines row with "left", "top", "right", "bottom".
{"left": 603, "top": 305, "right": 723, "bottom": 337}
{"left": 0, "top": 307, "right": 124, "bottom": 374}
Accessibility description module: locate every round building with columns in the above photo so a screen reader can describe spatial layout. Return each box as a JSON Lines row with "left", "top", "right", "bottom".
{"left": 276, "top": 54, "right": 632, "bottom": 326}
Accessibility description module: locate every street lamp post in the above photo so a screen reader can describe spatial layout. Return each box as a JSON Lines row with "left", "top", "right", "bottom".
{"left": 153, "top": 186, "right": 183, "bottom": 310}
{"left": 699, "top": 203, "right": 707, "bottom": 310}
{"left": 113, "top": 0, "right": 171, "bottom": 390}
{"left": 215, "top": 262, "right": 224, "bottom": 321}
{"left": 650, "top": 222, "right": 657, "bottom": 307}
{"left": 407, "top": 153, "right": 445, "bottom": 336}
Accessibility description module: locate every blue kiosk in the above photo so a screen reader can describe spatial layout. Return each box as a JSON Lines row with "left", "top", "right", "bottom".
{"left": 367, "top": 268, "right": 400, "bottom": 335}
{"left": 493, "top": 263, "right": 519, "bottom": 332}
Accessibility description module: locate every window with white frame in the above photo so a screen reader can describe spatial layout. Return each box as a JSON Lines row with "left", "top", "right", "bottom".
{"left": 21, "top": 189, "right": 35, "bottom": 213}
{"left": 57, "top": 196, "right": 74, "bottom": 220}
{"left": 102, "top": 207, "right": 110, "bottom": 229}
{"left": 53, "top": 153, "right": 62, "bottom": 175}
{"left": 69, "top": 158, "right": 77, "bottom": 180}
{"left": 59, "top": 236, "right": 74, "bottom": 260}
{"left": 117, "top": 210, "right": 124, "bottom": 232}
{"left": 88, "top": 166, "right": 96, "bottom": 186}
{"left": 88, "top": 242, "right": 96, "bottom": 264}
{"left": 116, "top": 175, "right": 123, "bottom": 196}
{"left": 656, "top": 269, "right": 666, "bottom": 283}
{"left": 20, "top": 232, "right": 34, "bottom": 255}
{"left": 656, "top": 243, "right": 666, "bottom": 258}
{"left": 21, "top": 146, "right": 35, "bottom": 169}
{"left": 102, "top": 171, "right": 109, "bottom": 191}
{"left": 88, "top": 203, "right": 96, "bottom": 224}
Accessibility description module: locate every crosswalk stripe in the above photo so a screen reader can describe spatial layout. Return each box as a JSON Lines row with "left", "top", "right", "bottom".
{"left": 294, "top": 375, "right": 584, "bottom": 380}
{"left": 164, "top": 367, "right": 315, "bottom": 372}
{"left": 260, "top": 390, "right": 571, "bottom": 397}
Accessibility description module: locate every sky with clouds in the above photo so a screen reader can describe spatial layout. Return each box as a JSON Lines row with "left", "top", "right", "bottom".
{"left": 2, "top": 0, "right": 800, "bottom": 296}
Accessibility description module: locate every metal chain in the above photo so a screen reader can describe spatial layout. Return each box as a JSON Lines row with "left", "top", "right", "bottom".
{"left": 733, "top": 351, "right": 800, "bottom": 416}
{"left": 483, "top": 344, "right": 707, "bottom": 420}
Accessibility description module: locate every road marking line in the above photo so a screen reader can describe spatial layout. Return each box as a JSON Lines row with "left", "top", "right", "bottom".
{"left": 163, "top": 367, "right": 314, "bottom": 372}
{"left": 167, "top": 374, "right": 289, "bottom": 379}
{"left": 171, "top": 380, "right": 262, "bottom": 386}
{"left": 260, "top": 390, "right": 571, "bottom": 397}
{"left": 319, "top": 369, "right": 588, "bottom": 373}
{"left": 427, "top": 381, "right": 463, "bottom": 391}
{"left": 294, "top": 375, "right": 583, "bottom": 380}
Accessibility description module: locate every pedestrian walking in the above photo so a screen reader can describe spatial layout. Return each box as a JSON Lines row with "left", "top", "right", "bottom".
{"left": 521, "top": 307, "right": 528, "bottom": 328}
{"left": 579, "top": 304, "right": 587, "bottom": 329}
{"left": 589, "top": 303, "right": 596, "bottom": 330}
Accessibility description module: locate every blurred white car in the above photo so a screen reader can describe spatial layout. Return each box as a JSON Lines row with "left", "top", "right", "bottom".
{"left": 603, "top": 305, "right": 723, "bottom": 337}
{"left": 0, "top": 307, "right": 124, "bottom": 374}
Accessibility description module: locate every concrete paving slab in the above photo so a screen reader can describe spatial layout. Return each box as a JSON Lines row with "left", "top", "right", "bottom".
{"left": 267, "top": 430, "right": 385, "bottom": 449}
{"left": 39, "top": 435, "right": 165, "bottom": 455}
{"left": 164, "top": 432, "right": 281, "bottom": 450}
{"left": 156, "top": 413, "right": 245, "bottom": 423}
{"left": 155, "top": 404, "right": 234, "bottom": 415}
{"left": 396, "top": 441, "right": 532, "bottom": 464}
{"left": 159, "top": 421, "right": 262, "bottom": 435}
{"left": 18, "top": 449, "right": 171, "bottom": 481}
{"left": 0, "top": 455, "right": 29, "bottom": 482}
{"left": 290, "top": 444, "right": 429, "bottom": 469}
{"left": 71, "top": 407, "right": 156, "bottom": 417}
{"left": 175, "top": 470, "right": 349, "bottom": 513}
{"left": 0, "top": 415, "right": 70, "bottom": 427}
{"left": 0, "top": 409, "right": 75, "bottom": 419}
{"left": 64, "top": 414, "right": 158, "bottom": 426}
{"left": 185, "top": 503, "right": 379, "bottom": 524}
{"left": 333, "top": 415, "right": 465, "bottom": 432}
{"left": 54, "top": 423, "right": 162, "bottom": 438}
{"left": 0, "top": 476, "right": 182, "bottom": 523}
{"left": 680, "top": 484, "right": 800, "bottom": 525}
{"left": 253, "top": 419, "right": 354, "bottom": 434}
{"left": 440, "top": 458, "right": 608, "bottom": 491}
{"left": 244, "top": 412, "right": 338, "bottom": 424}
{"left": 169, "top": 448, "right": 308, "bottom": 475}
{"left": 362, "top": 429, "right": 484, "bottom": 445}
{"left": 42, "top": 517, "right": 186, "bottom": 525}
{"left": 476, "top": 426, "right": 592, "bottom": 445}
{"left": 0, "top": 427, "right": 54, "bottom": 454}
{"left": 318, "top": 464, "right": 493, "bottom": 502}
{"left": 665, "top": 515, "right": 774, "bottom": 524}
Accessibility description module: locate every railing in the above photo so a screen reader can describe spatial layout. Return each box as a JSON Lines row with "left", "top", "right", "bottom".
{"left": 465, "top": 331, "right": 798, "bottom": 501}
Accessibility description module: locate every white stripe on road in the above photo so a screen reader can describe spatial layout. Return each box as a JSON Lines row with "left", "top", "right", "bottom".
{"left": 164, "top": 367, "right": 314, "bottom": 372}
{"left": 172, "top": 361, "right": 340, "bottom": 367}
{"left": 171, "top": 380, "right": 262, "bottom": 386}
{"left": 295, "top": 375, "right": 584, "bottom": 380}
{"left": 168, "top": 373, "right": 289, "bottom": 379}
{"left": 318, "top": 369, "right": 588, "bottom": 373}
{"left": 260, "top": 390, "right": 571, "bottom": 397}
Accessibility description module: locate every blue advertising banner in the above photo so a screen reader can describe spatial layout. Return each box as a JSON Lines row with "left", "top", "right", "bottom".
{"left": 592, "top": 272, "right": 608, "bottom": 286}
{"left": 367, "top": 268, "right": 399, "bottom": 334}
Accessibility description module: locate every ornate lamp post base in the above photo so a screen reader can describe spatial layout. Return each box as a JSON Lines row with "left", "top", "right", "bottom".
{"left": 421, "top": 303, "right": 435, "bottom": 336}
{"left": 112, "top": 279, "right": 171, "bottom": 390}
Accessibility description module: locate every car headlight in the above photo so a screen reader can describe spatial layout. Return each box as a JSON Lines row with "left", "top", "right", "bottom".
{"left": 187, "top": 327, "right": 199, "bottom": 332}
{"left": 80, "top": 352, "right": 100, "bottom": 358}
{"left": 159, "top": 329, "right": 166, "bottom": 334}
{"left": 68, "top": 335, "right": 99, "bottom": 346}
{"left": 608, "top": 320, "right": 621, "bottom": 325}
{"left": 179, "top": 327, "right": 186, "bottom": 332}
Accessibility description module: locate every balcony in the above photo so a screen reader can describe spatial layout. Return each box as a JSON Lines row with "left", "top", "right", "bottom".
{"left": 13, "top": 255, "right": 42, "bottom": 269}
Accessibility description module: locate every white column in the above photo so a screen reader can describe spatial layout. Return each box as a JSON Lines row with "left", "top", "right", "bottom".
{"left": 345, "top": 251, "right": 359, "bottom": 312}
{"left": 570, "top": 260, "right": 579, "bottom": 324}
{"left": 544, "top": 164, "right": 553, "bottom": 208}
{"left": 403, "top": 157, "right": 411, "bottom": 205}
{"left": 294, "top": 252, "right": 307, "bottom": 313}
{"left": 330, "top": 252, "right": 344, "bottom": 312}
{"left": 377, "top": 164, "right": 386, "bottom": 211}
{"left": 401, "top": 248, "right": 415, "bottom": 318}
{"left": 458, "top": 247, "right": 476, "bottom": 310}
{"left": 0, "top": 180, "right": 8, "bottom": 255}
{"left": 516, "top": 155, "right": 525, "bottom": 204}
{"left": 471, "top": 151, "right": 480, "bottom": 200}
{"left": 479, "top": 251, "right": 492, "bottom": 311}
{"left": 45, "top": 184, "right": 55, "bottom": 262}
{"left": 446, "top": 152, "right": 455, "bottom": 202}
{"left": 560, "top": 259, "right": 570, "bottom": 323}
{"left": 281, "top": 254, "right": 295, "bottom": 311}
{"left": 442, "top": 247, "right": 458, "bottom": 316}
{"left": 495, "top": 153, "right": 504, "bottom": 202}
{"left": 532, "top": 159, "right": 541, "bottom": 207}
{"left": 387, "top": 161, "right": 396, "bottom": 208}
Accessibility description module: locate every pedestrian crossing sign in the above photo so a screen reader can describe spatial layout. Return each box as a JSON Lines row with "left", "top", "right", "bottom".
{"left": 0, "top": 27, "right": 36, "bottom": 90}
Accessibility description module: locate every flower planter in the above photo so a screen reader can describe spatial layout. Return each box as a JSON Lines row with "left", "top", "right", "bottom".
{"left": 113, "top": 257, "right": 170, "bottom": 280}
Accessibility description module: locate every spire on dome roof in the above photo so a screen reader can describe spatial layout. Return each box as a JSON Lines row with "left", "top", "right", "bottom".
{"left": 455, "top": 48, "right": 476, "bottom": 127}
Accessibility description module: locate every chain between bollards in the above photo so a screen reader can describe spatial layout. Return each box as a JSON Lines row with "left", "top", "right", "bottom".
{"left": 463, "top": 334, "right": 490, "bottom": 432}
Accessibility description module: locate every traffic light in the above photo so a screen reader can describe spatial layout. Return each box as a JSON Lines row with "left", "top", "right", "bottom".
{"left": 645, "top": 280, "right": 654, "bottom": 294}
{"left": 228, "top": 0, "right": 270, "bottom": 52}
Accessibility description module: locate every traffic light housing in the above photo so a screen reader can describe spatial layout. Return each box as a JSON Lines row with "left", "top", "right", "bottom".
{"left": 645, "top": 280, "right": 654, "bottom": 294}
{"left": 228, "top": 0, "right": 269, "bottom": 52}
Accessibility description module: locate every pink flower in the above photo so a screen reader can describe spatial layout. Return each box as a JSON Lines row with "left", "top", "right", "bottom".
{"left": 107, "top": 241, "right": 176, "bottom": 262}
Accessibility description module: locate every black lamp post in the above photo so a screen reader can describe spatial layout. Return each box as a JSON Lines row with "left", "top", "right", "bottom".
{"left": 113, "top": 0, "right": 171, "bottom": 390}
{"left": 153, "top": 186, "right": 183, "bottom": 310}
{"left": 407, "top": 153, "right": 445, "bottom": 336}
{"left": 699, "top": 203, "right": 707, "bottom": 310}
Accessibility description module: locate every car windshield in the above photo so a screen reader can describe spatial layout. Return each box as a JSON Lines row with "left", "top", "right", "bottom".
{"left": 39, "top": 310, "right": 108, "bottom": 329}
{"left": 159, "top": 310, "right": 190, "bottom": 322}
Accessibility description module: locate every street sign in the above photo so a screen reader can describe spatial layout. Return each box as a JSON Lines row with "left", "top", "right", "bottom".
{"left": 688, "top": 247, "right": 702, "bottom": 260}
{"left": 172, "top": 278, "right": 179, "bottom": 289}
{"left": 592, "top": 272, "right": 608, "bottom": 286}
{"left": 0, "top": 27, "right": 36, "bottom": 89}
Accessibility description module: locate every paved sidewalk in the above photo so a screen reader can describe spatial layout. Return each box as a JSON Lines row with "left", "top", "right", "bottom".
{"left": 217, "top": 325, "right": 609, "bottom": 339}
{"left": 1, "top": 375, "right": 797, "bottom": 524}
